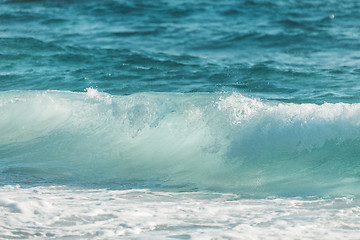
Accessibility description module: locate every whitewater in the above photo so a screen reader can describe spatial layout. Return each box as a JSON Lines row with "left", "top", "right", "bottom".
{"left": 1, "top": 185, "right": 359, "bottom": 239}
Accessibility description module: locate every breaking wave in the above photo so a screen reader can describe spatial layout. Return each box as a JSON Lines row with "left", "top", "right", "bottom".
{"left": 1, "top": 89, "right": 359, "bottom": 197}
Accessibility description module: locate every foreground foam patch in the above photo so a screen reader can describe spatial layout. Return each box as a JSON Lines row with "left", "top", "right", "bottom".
{"left": 0, "top": 185, "right": 359, "bottom": 239}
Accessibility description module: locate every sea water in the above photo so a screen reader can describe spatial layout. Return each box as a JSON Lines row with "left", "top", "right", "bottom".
{"left": 1, "top": 0, "right": 360, "bottom": 239}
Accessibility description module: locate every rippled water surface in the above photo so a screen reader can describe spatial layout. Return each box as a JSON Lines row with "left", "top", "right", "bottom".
{"left": 1, "top": 0, "right": 360, "bottom": 102}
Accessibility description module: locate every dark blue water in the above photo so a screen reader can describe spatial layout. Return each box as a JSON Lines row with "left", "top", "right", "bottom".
{"left": 1, "top": 0, "right": 360, "bottom": 197}
{"left": 1, "top": 0, "right": 360, "bottom": 102}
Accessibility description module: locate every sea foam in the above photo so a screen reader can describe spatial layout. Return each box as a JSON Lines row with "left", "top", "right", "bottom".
{"left": 0, "top": 185, "right": 359, "bottom": 239}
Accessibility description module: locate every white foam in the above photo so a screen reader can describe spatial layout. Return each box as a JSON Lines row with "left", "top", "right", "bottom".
{"left": 0, "top": 185, "right": 359, "bottom": 239}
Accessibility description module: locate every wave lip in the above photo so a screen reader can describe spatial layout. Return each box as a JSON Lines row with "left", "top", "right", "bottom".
{"left": 0, "top": 89, "right": 360, "bottom": 196}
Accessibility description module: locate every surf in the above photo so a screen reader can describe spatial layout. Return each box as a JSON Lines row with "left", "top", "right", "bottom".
{"left": 0, "top": 89, "right": 359, "bottom": 196}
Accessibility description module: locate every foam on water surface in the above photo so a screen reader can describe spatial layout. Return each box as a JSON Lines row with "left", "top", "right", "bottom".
{"left": 0, "top": 185, "right": 359, "bottom": 239}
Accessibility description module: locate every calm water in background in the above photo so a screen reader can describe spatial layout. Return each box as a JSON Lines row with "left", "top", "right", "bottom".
{"left": 2, "top": 0, "right": 360, "bottom": 102}
{"left": 1, "top": 0, "right": 360, "bottom": 239}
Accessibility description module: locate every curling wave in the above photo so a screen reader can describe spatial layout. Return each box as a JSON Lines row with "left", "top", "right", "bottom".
{"left": 0, "top": 89, "right": 359, "bottom": 196}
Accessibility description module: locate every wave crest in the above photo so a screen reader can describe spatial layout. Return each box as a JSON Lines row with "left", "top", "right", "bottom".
{"left": 1, "top": 89, "right": 359, "bottom": 196}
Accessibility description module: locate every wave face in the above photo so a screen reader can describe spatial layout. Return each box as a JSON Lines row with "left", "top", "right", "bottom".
{"left": 1, "top": 89, "right": 359, "bottom": 197}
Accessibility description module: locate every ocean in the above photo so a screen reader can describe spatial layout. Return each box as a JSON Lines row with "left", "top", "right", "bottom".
{"left": 1, "top": 0, "right": 360, "bottom": 239}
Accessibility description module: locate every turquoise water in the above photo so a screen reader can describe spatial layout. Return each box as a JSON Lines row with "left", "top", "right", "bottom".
{"left": 1, "top": 90, "right": 360, "bottom": 197}
{"left": 1, "top": 0, "right": 360, "bottom": 238}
